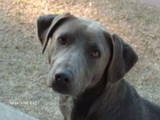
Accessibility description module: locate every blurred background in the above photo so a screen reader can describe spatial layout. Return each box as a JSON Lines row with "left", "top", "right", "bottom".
{"left": 0, "top": 0, "right": 160, "bottom": 120}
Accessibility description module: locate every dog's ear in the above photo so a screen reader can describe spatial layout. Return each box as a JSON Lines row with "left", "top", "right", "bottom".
{"left": 106, "top": 34, "right": 138, "bottom": 82}
{"left": 37, "top": 13, "right": 75, "bottom": 53}
{"left": 37, "top": 14, "right": 58, "bottom": 45}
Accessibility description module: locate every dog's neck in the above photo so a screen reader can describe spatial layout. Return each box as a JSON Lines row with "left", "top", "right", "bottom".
{"left": 71, "top": 76, "right": 107, "bottom": 120}
{"left": 71, "top": 79, "right": 132, "bottom": 120}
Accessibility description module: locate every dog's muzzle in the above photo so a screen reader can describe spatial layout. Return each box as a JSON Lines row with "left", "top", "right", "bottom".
{"left": 50, "top": 69, "right": 73, "bottom": 94}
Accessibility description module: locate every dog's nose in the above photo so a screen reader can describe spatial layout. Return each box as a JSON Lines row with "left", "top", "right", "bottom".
{"left": 55, "top": 71, "right": 72, "bottom": 84}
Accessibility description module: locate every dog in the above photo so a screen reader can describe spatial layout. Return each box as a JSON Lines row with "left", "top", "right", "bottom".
{"left": 37, "top": 13, "right": 160, "bottom": 120}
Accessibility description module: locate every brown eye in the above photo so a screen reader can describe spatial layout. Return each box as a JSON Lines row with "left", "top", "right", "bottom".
{"left": 90, "top": 49, "right": 101, "bottom": 58}
{"left": 58, "top": 37, "right": 68, "bottom": 45}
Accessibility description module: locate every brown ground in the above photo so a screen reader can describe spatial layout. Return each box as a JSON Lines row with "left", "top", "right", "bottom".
{"left": 0, "top": 0, "right": 160, "bottom": 120}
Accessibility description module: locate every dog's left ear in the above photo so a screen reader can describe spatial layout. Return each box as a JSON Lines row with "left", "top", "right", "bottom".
{"left": 106, "top": 34, "right": 138, "bottom": 82}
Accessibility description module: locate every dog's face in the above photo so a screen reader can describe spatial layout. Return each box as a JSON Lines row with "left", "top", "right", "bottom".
{"left": 37, "top": 13, "right": 138, "bottom": 96}
{"left": 47, "top": 18, "right": 111, "bottom": 96}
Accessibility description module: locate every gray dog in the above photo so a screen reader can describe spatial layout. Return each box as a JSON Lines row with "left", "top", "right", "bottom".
{"left": 37, "top": 13, "right": 160, "bottom": 120}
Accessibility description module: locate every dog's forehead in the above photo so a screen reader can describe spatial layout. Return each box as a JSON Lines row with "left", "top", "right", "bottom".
{"left": 79, "top": 17, "right": 106, "bottom": 31}
{"left": 70, "top": 17, "right": 107, "bottom": 34}
{"left": 77, "top": 17, "right": 109, "bottom": 48}
{"left": 52, "top": 16, "right": 110, "bottom": 52}
{"left": 55, "top": 17, "right": 107, "bottom": 42}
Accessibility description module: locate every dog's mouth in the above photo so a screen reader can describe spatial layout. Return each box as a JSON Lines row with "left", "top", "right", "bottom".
{"left": 51, "top": 78, "right": 72, "bottom": 94}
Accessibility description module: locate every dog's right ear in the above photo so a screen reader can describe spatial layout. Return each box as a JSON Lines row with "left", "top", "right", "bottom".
{"left": 37, "top": 14, "right": 58, "bottom": 45}
{"left": 37, "top": 13, "right": 75, "bottom": 53}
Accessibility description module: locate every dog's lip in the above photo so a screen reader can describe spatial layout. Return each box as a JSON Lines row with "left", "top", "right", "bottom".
{"left": 51, "top": 81, "right": 70, "bottom": 94}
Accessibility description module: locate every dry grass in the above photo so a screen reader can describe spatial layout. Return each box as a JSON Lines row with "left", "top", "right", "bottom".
{"left": 0, "top": 0, "right": 160, "bottom": 120}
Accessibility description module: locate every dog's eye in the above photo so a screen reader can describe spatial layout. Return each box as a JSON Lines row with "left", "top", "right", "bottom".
{"left": 58, "top": 37, "right": 69, "bottom": 45}
{"left": 90, "top": 49, "right": 101, "bottom": 58}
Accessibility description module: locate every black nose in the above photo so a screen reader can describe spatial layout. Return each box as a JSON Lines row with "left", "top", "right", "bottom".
{"left": 55, "top": 71, "right": 72, "bottom": 84}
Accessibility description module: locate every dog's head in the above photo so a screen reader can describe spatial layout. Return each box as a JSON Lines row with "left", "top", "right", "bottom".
{"left": 37, "top": 13, "right": 138, "bottom": 96}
